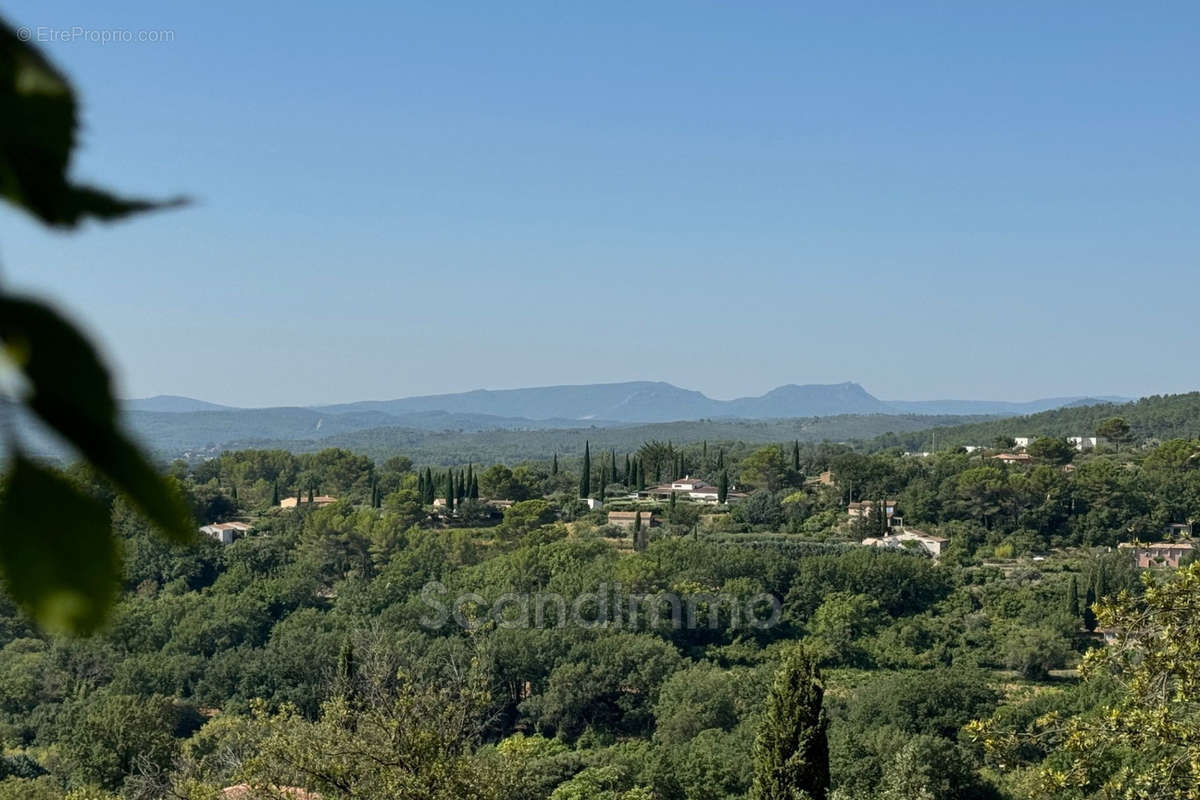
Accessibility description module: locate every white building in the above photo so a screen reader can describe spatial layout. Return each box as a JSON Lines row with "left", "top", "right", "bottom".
{"left": 199, "top": 521, "right": 253, "bottom": 545}
{"left": 1013, "top": 437, "right": 1035, "bottom": 449}
{"left": 862, "top": 528, "right": 948, "bottom": 558}
{"left": 1067, "top": 436, "right": 1104, "bottom": 451}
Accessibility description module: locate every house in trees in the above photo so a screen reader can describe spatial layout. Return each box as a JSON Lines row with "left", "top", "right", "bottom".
{"left": 1068, "top": 435, "right": 1104, "bottom": 451}
{"left": 847, "top": 499, "right": 899, "bottom": 524}
{"left": 199, "top": 521, "right": 253, "bottom": 545}
{"left": 1118, "top": 540, "right": 1193, "bottom": 569}
{"left": 862, "top": 528, "right": 948, "bottom": 558}
{"left": 638, "top": 476, "right": 746, "bottom": 504}
{"left": 1013, "top": 436, "right": 1035, "bottom": 449}
{"left": 991, "top": 453, "right": 1032, "bottom": 464}
{"left": 279, "top": 495, "right": 337, "bottom": 509}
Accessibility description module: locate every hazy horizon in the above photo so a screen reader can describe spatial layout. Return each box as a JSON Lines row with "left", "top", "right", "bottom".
{"left": 3, "top": 1, "right": 1199, "bottom": 407}
{"left": 121, "top": 378, "right": 1146, "bottom": 411}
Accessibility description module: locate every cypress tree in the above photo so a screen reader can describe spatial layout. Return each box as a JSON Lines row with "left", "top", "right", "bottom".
{"left": 751, "top": 648, "right": 830, "bottom": 800}
{"left": 610, "top": 449, "right": 618, "bottom": 485}
{"left": 1068, "top": 575, "right": 1080, "bottom": 619}
{"left": 1083, "top": 584, "right": 1098, "bottom": 632}
{"left": 336, "top": 639, "right": 356, "bottom": 701}
{"left": 231, "top": 484, "right": 238, "bottom": 502}
{"left": 418, "top": 471, "right": 425, "bottom": 499}
{"left": 470, "top": 474, "right": 479, "bottom": 500}
{"left": 308, "top": 486, "right": 314, "bottom": 503}
{"left": 716, "top": 448, "right": 725, "bottom": 470}
{"left": 718, "top": 470, "right": 729, "bottom": 504}
{"left": 670, "top": 491, "right": 677, "bottom": 512}
{"left": 456, "top": 471, "right": 465, "bottom": 503}
{"left": 445, "top": 471, "right": 454, "bottom": 512}
{"left": 639, "top": 459, "right": 647, "bottom": 489}
{"left": 792, "top": 440, "right": 801, "bottom": 472}
{"left": 624, "top": 454, "right": 631, "bottom": 485}
{"left": 579, "top": 441, "right": 591, "bottom": 498}
{"left": 633, "top": 511, "right": 642, "bottom": 550}
{"left": 271, "top": 482, "right": 279, "bottom": 506}
{"left": 552, "top": 453, "right": 559, "bottom": 475}
{"left": 703, "top": 440, "right": 708, "bottom": 466}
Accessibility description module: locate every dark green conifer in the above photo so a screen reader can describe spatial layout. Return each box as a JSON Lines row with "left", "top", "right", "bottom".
{"left": 1083, "top": 584, "right": 1098, "bottom": 632}
{"left": 271, "top": 482, "right": 279, "bottom": 506}
{"left": 751, "top": 648, "right": 830, "bottom": 800}
{"left": 718, "top": 470, "right": 729, "bottom": 504}
{"left": 552, "top": 453, "right": 559, "bottom": 475}
{"left": 579, "top": 441, "right": 591, "bottom": 498}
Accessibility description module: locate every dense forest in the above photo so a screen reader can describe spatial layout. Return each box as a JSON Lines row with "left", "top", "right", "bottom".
{"left": 2, "top": 424, "right": 1200, "bottom": 798}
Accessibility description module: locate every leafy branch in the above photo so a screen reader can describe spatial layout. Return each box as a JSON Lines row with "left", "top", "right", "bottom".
{"left": 0, "top": 16, "right": 192, "bottom": 633}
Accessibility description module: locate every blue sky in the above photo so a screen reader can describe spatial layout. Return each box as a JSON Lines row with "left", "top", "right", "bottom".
{"left": 2, "top": 1, "right": 1198, "bottom": 407}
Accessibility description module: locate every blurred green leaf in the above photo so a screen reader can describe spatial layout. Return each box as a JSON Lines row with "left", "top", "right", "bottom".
{"left": 0, "top": 19, "right": 185, "bottom": 226}
{"left": 0, "top": 295, "right": 194, "bottom": 542}
{"left": 0, "top": 456, "right": 121, "bottom": 633}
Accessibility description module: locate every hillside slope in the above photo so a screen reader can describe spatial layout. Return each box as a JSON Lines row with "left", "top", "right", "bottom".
{"left": 867, "top": 392, "right": 1200, "bottom": 451}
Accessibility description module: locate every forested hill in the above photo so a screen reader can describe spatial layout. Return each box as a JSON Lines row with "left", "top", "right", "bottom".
{"left": 867, "top": 392, "right": 1200, "bottom": 451}
{"left": 203, "top": 413, "right": 981, "bottom": 465}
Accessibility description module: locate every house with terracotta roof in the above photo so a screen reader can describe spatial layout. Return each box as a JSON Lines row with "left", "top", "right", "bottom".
{"left": 279, "top": 495, "right": 337, "bottom": 509}
{"left": 847, "top": 499, "right": 898, "bottom": 521}
{"left": 1118, "top": 540, "right": 1194, "bottom": 568}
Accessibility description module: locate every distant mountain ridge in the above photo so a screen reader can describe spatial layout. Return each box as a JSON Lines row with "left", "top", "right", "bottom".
{"left": 110, "top": 381, "right": 1138, "bottom": 458}
{"left": 127, "top": 381, "right": 1132, "bottom": 425}
{"left": 308, "top": 381, "right": 1128, "bottom": 422}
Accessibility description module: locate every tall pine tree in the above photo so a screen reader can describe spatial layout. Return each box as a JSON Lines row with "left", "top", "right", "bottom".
{"left": 579, "top": 441, "right": 591, "bottom": 498}
{"left": 552, "top": 453, "right": 559, "bottom": 475}
{"left": 751, "top": 648, "right": 830, "bottom": 800}
{"left": 718, "top": 470, "right": 729, "bottom": 504}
